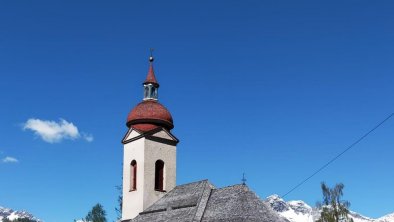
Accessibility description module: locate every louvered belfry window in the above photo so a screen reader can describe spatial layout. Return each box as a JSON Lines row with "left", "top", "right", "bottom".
{"left": 130, "top": 160, "right": 137, "bottom": 191}
{"left": 155, "top": 160, "right": 164, "bottom": 191}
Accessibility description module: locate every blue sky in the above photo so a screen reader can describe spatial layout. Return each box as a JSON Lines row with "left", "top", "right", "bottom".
{"left": 1, "top": 1, "right": 394, "bottom": 221}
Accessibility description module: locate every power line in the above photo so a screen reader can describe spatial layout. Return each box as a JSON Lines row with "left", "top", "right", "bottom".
{"left": 281, "top": 112, "right": 394, "bottom": 198}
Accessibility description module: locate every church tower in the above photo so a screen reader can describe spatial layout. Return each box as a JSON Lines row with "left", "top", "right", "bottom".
{"left": 121, "top": 55, "right": 179, "bottom": 221}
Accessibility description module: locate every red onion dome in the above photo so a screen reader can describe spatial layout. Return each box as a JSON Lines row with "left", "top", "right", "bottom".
{"left": 127, "top": 100, "right": 174, "bottom": 132}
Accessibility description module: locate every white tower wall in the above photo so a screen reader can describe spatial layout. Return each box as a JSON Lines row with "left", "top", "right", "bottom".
{"left": 122, "top": 135, "right": 145, "bottom": 220}
{"left": 121, "top": 129, "right": 177, "bottom": 221}
{"left": 143, "top": 138, "right": 176, "bottom": 206}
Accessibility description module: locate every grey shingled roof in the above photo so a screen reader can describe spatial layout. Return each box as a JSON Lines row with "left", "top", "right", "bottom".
{"left": 201, "top": 184, "right": 287, "bottom": 222}
{"left": 129, "top": 180, "right": 288, "bottom": 222}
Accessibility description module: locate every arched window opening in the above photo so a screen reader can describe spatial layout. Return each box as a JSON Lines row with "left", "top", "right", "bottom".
{"left": 155, "top": 160, "right": 164, "bottom": 191}
{"left": 130, "top": 160, "right": 137, "bottom": 191}
{"left": 143, "top": 84, "right": 158, "bottom": 100}
{"left": 151, "top": 87, "right": 157, "bottom": 99}
{"left": 144, "top": 86, "right": 149, "bottom": 99}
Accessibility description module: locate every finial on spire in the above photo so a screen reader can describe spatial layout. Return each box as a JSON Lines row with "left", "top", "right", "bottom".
{"left": 143, "top": 49, "right": 159, "bottom": 100}
{"left": 144, "top": 49, "right": 158, "bottom": 86}
{"left": 149, "top": 48, "right": 154, "bottom": 62}
{"left": 241, "top": 173, "right": 247, "bottom": 185}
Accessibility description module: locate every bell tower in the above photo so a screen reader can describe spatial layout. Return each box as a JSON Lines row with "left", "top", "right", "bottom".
{"left": 121, "top": 55, "right": 179, "bottom": 221}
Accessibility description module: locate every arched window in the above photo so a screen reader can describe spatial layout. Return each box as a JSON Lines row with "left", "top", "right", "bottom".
{"left": 154, "top": 160, "right": 164, "bottom": 191}
{"left": 151, "top": 87, "right": 157, "bottom": 99}
{"left": 143, "top": 84, "right": 158, "bottom": 100}
{"left": 130, "top": 160, "right": 137, "bottom": 191}
{"left": 144, "top": 86, "right": 149, "bottom": 99}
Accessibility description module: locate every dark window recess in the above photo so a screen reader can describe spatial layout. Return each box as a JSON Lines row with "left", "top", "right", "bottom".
{"left": 155, "top": 160, "right": 164, "bottom": 191}
{"left": 144, "top": 86, "right": 149, "bottom": 98}
{"left": 130, "top": 160, "right": 137, "bottom": 191}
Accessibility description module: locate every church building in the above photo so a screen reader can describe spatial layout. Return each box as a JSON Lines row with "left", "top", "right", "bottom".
{"left": 121, "top": 55, "right": 287, "bottom": 222}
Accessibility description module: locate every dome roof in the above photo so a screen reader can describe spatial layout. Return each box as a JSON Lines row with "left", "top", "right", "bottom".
{"left": 127, "top": 100, "right": 174, "bottom": 131}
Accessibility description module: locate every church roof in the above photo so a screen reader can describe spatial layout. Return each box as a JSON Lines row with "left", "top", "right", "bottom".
{"left": 128, "top": 180, "right": 288, "bottom": 222}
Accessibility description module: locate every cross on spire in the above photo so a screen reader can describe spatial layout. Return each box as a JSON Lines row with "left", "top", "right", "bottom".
{"left": 241, "top": 173, "right": 247, "bottom": 185}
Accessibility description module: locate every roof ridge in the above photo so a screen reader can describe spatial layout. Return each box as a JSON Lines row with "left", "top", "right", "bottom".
{"left": 171, "top": 180, "right": 208, "bottom": 221}
{"left": 144, "top": 180, "right": 207, "bottom": 210}
{"left": 191, "top": 180, "right": 213, "bottom": 222}
{"left": 175, "top": 179, "right": 210, "bottom": 187}
{"left": 215, "top": 183, "right": 249, "bottom": 190}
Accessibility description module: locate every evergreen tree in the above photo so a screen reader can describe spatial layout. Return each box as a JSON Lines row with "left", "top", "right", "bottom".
{"left": 316, "top": 182, "right": 354, "bottom": 222}
{"left": 85, "top": 203, "right": 107, "bottom": 222}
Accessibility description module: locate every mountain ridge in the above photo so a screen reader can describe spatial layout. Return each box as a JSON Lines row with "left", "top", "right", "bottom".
{"left": 0, "top": 206, "right": 40, "bottom": 222}
{"left": 265, "top": 194, "right": 394, "bottom": 222}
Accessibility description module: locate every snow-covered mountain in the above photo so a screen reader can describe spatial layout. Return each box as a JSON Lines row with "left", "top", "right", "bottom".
{"left": 0, "top": 206, "right": 40, "bottom": 222}
{"left": 378, "top": 213, "right": 394, "bottom": 222}
{"left": 265, "top": 195, "right": 394, "bottom": 222}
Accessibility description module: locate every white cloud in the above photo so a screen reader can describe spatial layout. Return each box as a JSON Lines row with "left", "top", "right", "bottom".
{"left": 83, "top": 133, "right": 94, "bottom": 142}
{"left": 23, "top": 118, "right": 93, "bottom": 143}
{"left": 2, "top": 156, "right": 19, "bottom": 163}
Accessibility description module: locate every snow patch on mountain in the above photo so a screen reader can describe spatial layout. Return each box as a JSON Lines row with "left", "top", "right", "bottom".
{"left": 265, "top": 195, "right": 394, "bottom": 222}
{"left": 266, "top": 195, "right": 314, "bottom": 222}
{"left": 0, "top": 206, "right": 40, "bottom": 221}
{"left": 378, "top": 213, "right": 394, "bottom": 222}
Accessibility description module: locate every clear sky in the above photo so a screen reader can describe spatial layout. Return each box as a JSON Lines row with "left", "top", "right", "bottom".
{"left": 1, "top": 1, "right": 394, "bottom": 221}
